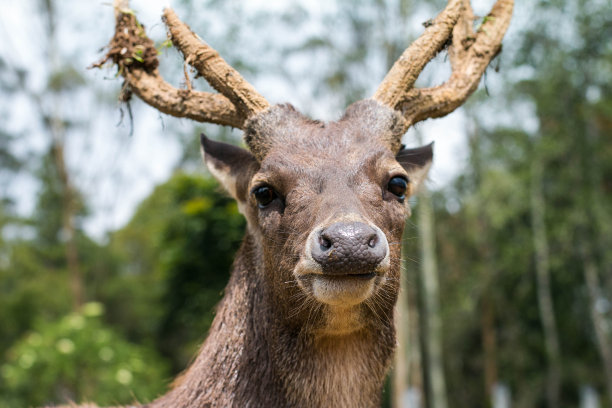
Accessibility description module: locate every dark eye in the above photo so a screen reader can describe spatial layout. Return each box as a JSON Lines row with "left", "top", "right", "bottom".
{"left": 387, "top": 176, "right": 408, "bottom": 201}
{"left": 252, "top": 186, "right": 278, "bottom": 208}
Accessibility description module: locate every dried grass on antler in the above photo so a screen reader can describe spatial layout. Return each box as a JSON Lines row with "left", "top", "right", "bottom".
{"left": 92, "top": 0, "right": 269, "bottom": 129}
{"left": 374, "top": 0, "right": 514, "bottom": 132}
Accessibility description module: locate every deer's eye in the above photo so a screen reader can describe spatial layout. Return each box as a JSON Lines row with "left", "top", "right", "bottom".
{"left": 253, "top": 186, "right": 278, "bottom": 208}
{"left": 387, "top": 176, "right": 408, "bottom": 201}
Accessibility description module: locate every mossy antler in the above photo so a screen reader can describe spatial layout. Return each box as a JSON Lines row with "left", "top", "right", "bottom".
{"left": 373, "top": 0, "right": 514, "bottom": 137}
{"left": 95, "top": 0, "right": 270, "bottom": 129}
{"left": 162, "top": 9, "right": 270, "bottom": 118}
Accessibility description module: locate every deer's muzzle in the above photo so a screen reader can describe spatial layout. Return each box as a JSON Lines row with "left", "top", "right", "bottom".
{"left": 311, "top": 222, "right": 387, "bottom": 276}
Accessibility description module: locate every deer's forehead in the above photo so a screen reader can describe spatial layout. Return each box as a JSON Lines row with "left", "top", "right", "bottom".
{"left": 255, "top": 145, "right": 397, "bottom": 188}
{"left": 244, "top": 100, "right": 408, "bottom": 160}
{"left": 266, "top": 136, "right": 384, "bottom": 164}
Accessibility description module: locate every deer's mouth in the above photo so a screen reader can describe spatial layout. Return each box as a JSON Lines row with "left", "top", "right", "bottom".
{"left": 299, "top": 272, "right": 378, "bottom": 306}
{"left": 293, "top": 221, "right": 391, "bottom": 306}
{"left": 294, "top": 262, "right": 386, "bottom": 306}
{"left": 321, "top": 272, "right": 377, "bottom": 280}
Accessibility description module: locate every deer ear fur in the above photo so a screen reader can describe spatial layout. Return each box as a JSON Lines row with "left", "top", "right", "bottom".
{"left": 200, "top": 134, "right": 258, "bottom": 203}
{"left": 395, "top": 142, "right": 434, "bottom": 193}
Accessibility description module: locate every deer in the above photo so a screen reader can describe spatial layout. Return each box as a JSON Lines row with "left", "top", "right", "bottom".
{"left": 90, "top": 0, "right": 513, "bottom": 406}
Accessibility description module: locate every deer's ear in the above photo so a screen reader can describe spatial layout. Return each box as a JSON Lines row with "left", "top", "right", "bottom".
{"left": 396, "top": 142, "right": 433, "bottom": 193}
{"left": 200, "top": 134, "right": 259, "bottom": 203}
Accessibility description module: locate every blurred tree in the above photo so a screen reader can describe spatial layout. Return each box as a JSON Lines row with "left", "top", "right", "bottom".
{"left": 514, "top": 0, "right": 612, "bottom": 404}
{"left": 105, "top": 172, "right": 245, "bottom": 372}
{"left": 1, "top": 0, "right": 259, "bottom": 403}
{"left": 0, "top": 0, "right": 94, "bottom": 346}
{"left": 417, "top": 183, "right": 449, "bottom": 408}
{"left": 434, "top": 1, "right": 612, "bottom": 406}
{"left": 0, "top": 147, "right": 115, "bottom": 365}
{"left": 530, "top": 141, "right": 561, "bottom": 408}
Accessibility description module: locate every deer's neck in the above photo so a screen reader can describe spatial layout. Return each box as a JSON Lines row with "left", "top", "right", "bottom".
{"left": 151, "top": 233, "right": 395, "bottom": 408}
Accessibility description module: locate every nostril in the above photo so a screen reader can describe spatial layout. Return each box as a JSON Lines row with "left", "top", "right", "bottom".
{"left": 311, "top": 223, "right": 388, "bottom": 273}
{"left": 368, "top": 236, "right": 378, "bottom": 248}
{"left": 319, "top": 235, "right": 332, "bottom": 250}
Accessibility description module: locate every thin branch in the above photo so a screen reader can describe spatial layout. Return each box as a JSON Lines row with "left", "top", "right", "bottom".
{"left": 163, "top": 8, "right": 270, "bottom": 118}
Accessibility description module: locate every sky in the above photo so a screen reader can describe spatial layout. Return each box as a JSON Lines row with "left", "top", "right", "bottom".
{"left": 0, "top": 0, "right": 530, "bottom": 242}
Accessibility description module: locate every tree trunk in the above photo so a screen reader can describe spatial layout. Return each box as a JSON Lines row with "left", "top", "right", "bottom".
{"left": 581, "top": 241, "right": 612, "bottom": 407}
{"left": 585, "top": 120, "right": 612, "bottom": 330}
{"left": 408, "top": 276, "right": 424, "bottom": 407}
{"left": 579, "top": 107, "right": 612, "bottom": 405}
{"left": 418, "top": 186, "right": 448, "bottom": 408}
{"left": 52, "top": 139, "right": 83, "bottom": 311}
{"left": 394, "top": 254, "right": 410, "bottom": 408}
{"left": 45, "top": 0, "right": 83, "bottom": 311}
{"left": 530, "top": 157, "right": 561, "bottom": 408}
{"left": 468, "top": 119, "right": 500, "bottom": 402}
{"left": 395, "top": 217, "right": 426, "bottom": 408}
{"left": 481, "top": 293, "right": 498, "bottom": 402}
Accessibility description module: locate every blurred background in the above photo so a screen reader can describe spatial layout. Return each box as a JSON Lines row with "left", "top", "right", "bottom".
{"left": 0, "top": 0, "right": 610, "bottom": 407}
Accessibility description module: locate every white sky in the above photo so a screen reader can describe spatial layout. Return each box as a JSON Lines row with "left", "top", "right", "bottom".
{"left": 0, "top": 0, "right": 529, "bottom": 242}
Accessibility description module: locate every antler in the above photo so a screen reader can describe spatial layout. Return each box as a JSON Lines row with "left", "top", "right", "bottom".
{"left": 94, "top": 0, "right": 269, "bottom": 129}
{"left": 373, "top": 0, "right": 514, "bottom": 138}
{"left": 162, "top": 9, "right": 270, "bottom": 118}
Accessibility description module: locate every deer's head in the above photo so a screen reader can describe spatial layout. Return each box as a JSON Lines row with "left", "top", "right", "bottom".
{"left": 105, "top": 0, "right": 513, "bottom": 334}
{"left": 202, "top": 100, "right": 432, "bottom": 333}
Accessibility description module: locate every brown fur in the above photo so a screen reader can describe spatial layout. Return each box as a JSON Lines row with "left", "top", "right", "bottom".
{"left": 66, "top": 100, "right": 431, "bottom": 408}
{"left": 144, "top": 100, "right": 431, "bottom": 407}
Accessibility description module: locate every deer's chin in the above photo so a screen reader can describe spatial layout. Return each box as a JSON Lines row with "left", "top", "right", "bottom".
{"left": 294, "top": 259, "right": 384, "bottom": 306}
{"left": 310, "top": 274, "right": 377, "bottom": 306}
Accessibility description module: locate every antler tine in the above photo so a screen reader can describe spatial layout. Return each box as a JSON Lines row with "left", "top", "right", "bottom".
{"left": 373, "top": 0, "right": 464, "bottom": 109}
{"left": 163, "top": 9, "right": 270, "bottom": 119}
{"left": 125, "top": 70, "right": 245, "bottom": 128}
{"left": 448, "top": 0, "right": 476, "bottom": 71}
{"left": 97, "top": 0, "right": 246, "bottom": 128}
{"left": 114, "top": 0, "right": 128, "bottom": 16}
{"left": 398, "top": 0, "right": 513, "bottom": 128}
{"left": 373, "top": 0, "right": 513, "bottom": 140}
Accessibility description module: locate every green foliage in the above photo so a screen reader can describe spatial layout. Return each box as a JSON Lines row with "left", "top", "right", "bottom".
{"left": 0, "top": 170, "right": 245, "bottom": 406}
{"left": 0, "top": 145, "right": 112, "bottom": 358}
{"left": 0, "top": 0, "right": 246, "bottom": 405}
{"left": 0, "top": 302, "right": 169, "bottom": 407}
{"left": 47, "top": 64, "right": 86, "bottom": 92}
{"left": 105, "top": 172, "right": 245, "bottom": 371}
{"left": 425, "top": 0, "right": 612, "bottom": 404}
{"left": 156, "top": 174, "right": 245, "bottom": 369}
{"left": 0, "top": 239, "right": 72, "bottom": 358}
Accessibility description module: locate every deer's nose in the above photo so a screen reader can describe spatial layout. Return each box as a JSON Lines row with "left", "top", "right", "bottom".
{"left": 311, "top": 222, "right": 387, "bottom": 275}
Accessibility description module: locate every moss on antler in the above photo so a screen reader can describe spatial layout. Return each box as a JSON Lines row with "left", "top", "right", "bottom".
{"left": 92, "top": 10, "right": 158, "bottom": 75}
